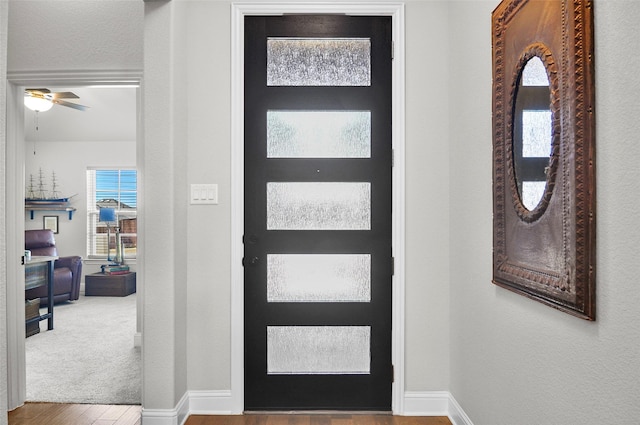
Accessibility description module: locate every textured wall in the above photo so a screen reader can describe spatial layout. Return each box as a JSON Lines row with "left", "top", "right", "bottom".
{"left": 7, "top": 0, "right": 142, "bottom": 73}
{"left": 183, "top": 1, "right": 233, "bottom": 392}
{"left": 142, "top": 0, "right": 185, "bottom": 410}
{"left": 449, "top": 1, "right": 640, "bottom": 424}
{"left": 404, "top": 0, "right": 451, "bottom": 392}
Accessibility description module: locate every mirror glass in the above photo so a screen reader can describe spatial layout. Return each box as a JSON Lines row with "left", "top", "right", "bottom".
{"left": 513, "top": 56, "right": 552, "bottom": 211}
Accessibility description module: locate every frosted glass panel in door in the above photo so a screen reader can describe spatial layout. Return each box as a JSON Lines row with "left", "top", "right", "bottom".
{"left": 267, "top": 182, "right": 371, "bottom": 230}
{"left": 267, "top": 254, "right": 371, "bottom": 302}
{"left": 267, "top": 326, "right": 371, "bottom": 374}
{"left": 267, "top": 38, "right": 371, "bottom": 86}
{"left": 267, "top": 111, "right": 371, "bottom": 158}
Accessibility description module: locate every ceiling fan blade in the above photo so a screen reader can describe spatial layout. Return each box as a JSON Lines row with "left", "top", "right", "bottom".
{"left": 49, "top": 91, "right": 79, "bottom": 100}
{"left": 52, "top": 99, "right": 89, "bottom": 111}
{"left": 26, "top": 88, "right": 51, "bottom": 94}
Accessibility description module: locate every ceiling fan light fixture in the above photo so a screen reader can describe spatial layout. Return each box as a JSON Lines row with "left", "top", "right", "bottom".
{"left": 24, "top": 95, "right": 53, "bottom": 112}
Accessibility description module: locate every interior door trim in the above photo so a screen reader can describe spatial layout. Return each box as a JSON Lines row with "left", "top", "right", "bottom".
{"left": 4, "top": 71, "right": 143, "bottom": 410}
{"left": 231, "top": 2, "right": 406, "bottom": 414}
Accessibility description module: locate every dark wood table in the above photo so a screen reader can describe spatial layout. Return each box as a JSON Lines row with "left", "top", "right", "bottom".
{"left": 85, "top": 272, "right": 136, "bottom": 296}
{"left": 25, "top": 255, "right": 57, "bottom": 330}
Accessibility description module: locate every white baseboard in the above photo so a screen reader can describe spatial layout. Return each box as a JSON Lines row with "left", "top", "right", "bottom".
{"left": 140, "top": 407, "right": 179, "bottom": 425}
{"left": 141, "top": 390, "right": 472, "bottom": 425}
{"left": 402, "top": 391, "right": 473, "bottom": 425}
{"left": 141, "top": 391, "right": 190, "bottom": 425}
{"left": 447, "top": 394, "right": 474, "bottom": 425}
{"left": 402, "top": 391, "right": 450, "bottom": 416}
{"left": 134, "top": 332, "right": 142, "bottom": 348}
{"left": 187, "top": 390, "right": 234, "bottom": 415}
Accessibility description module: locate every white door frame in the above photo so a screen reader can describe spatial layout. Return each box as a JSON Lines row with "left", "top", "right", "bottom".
{"left": 4, "top": 71, "right": 142, "bottom": 410}
{"left": 230, "top": 2, "right": 406, "bottom": 414}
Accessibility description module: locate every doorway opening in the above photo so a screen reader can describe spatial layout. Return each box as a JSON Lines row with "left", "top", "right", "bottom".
{"left": 24, "top": 85, "right": 140, "bottom": 404}
{"left": 5, "top": 77, "right": 143, "bottom": 409}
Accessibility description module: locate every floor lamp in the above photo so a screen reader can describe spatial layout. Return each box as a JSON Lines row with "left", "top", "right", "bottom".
{"left": 99, "top": 207, "right": 117, "bottom": 262}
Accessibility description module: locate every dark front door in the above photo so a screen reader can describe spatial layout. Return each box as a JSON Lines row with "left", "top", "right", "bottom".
{"left": 244, "top": 15, "right": 393, "bottom": 411}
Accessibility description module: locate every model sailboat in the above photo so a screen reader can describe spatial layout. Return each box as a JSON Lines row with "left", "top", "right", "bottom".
{"left": 25, "top": 169, "right": 76, "bottom": 205}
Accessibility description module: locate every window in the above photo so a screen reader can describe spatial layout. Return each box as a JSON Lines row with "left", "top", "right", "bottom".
{"left": 86, "top": 169, "right": 137, "bottom": 259}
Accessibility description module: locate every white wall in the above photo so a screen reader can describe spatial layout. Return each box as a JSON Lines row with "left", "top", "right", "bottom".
{"left": 143, "top": 1, "right": 187, "bottom": 409}
{"left": 449, "top": 1, "right": 640, "bottom": 424}
{"left": 24, "top": 141, "right": 136, "bottom": 276}
{"left": 184, "top": 1, "right": 233, "bottom": 392}
{"left": 405, "top": 0, "right": 451, "bottom": 392}
{"left": 7, "top": 0, "right": 142, "bottom": 73}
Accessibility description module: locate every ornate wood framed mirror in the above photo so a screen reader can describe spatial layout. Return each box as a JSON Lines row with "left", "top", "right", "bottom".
{"left": 492, "top": 0, "right": 596, "bottom": 319}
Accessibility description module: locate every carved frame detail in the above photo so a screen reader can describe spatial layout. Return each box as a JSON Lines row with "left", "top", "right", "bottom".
{"left": 492, "top": 0, "right": 596, "bottom": 319}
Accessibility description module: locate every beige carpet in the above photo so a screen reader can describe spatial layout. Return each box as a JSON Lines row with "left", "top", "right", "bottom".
{"left": 25, "top": 292, "right": 141, "bottom": 405}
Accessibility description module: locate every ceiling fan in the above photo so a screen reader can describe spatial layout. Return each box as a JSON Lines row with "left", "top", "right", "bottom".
{"left": 24, "top": 88, "right": 89, "bottom": 112}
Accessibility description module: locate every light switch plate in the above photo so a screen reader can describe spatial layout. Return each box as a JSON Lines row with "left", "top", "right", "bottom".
{"left": 191, "top": 184, "right": 218, "bottom": 205}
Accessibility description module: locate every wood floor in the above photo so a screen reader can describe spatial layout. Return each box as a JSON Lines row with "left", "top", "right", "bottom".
{"left": 8, "top": 404, "right": 452, "bottom": 425}
{"left": 8, "top": 403, "right": 141, "bottom": 425}
{"left": 185, "top": 415, "right": 452, "bottom": 425}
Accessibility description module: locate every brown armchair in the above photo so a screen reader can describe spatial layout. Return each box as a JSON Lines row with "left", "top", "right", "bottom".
{"left": 25, "top": 229, "right": 83, "bottom": 304}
